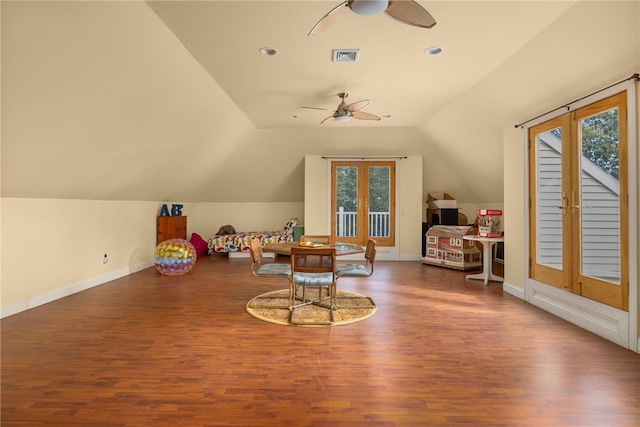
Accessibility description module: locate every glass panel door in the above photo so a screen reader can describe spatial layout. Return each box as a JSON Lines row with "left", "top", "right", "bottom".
{"left": 529, "top": 115, "right": 571, "bottom": 288}
{"left": 368, "top": 165, "right": 392, "bottom": 240}
{"left": 331, "top": 161, "right": 395, "bottom": 246}
{"left": 334, "top": 165, "right": 359, "bottom": 240}
{"left": 529, "top": 92, "right": 628, "bottom": 310}
{"left": 572, "top": 93, "right": 628, "bottom": 309}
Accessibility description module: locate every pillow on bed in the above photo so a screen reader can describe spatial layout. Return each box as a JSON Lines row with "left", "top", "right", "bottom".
{"left": 282, "top": 218, "right": 298, "bottom": 235}
{"left": 190, "top": 233, "right": 209, "bottom": 256}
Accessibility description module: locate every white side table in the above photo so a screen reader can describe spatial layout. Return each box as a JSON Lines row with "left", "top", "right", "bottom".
{"left": 462, "top": 235, "right": 504, "bottom": 285}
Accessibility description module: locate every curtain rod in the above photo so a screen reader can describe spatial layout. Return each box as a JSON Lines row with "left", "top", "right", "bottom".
{"left": 514, "top": 73, "right": 639, "bottom": 129}
{"left": 322, "top": 156, "right": 407, "bottom": 160}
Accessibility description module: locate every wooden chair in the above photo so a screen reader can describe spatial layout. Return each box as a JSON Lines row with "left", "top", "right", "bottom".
{"left": 249, "top": 237, "right": 291, "bottom": 279}
{"left": 289, "top": 246, "right": 337, "bottom": 325}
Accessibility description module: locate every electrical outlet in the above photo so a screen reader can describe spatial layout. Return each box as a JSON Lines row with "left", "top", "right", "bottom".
{"left": 103, "top": 254, "right": 108, "bottom": 264}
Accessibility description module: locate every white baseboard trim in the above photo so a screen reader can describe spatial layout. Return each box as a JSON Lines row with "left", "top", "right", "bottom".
{"left": 1, "top": 262, "right": 154, "bottom": 319}
{"left": 527, "top": 281, "right": 629, "bottom": 349}
{"left": 502, "top": 281, "right": 525, "bottom": 300}
{"left": 227, "top": 251, "right": 278, "bottom": 259}
{"left": 228, "top": 251, "right": 251, "bottom": 258}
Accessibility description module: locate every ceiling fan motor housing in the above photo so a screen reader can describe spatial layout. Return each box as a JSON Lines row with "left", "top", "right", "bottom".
{"left": 349, "top": 0, "right": 390, "bottom": 16}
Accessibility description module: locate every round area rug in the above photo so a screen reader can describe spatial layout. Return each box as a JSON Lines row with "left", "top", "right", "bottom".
{"left": 246, "top": 288, "right": 376, "bottom": 327}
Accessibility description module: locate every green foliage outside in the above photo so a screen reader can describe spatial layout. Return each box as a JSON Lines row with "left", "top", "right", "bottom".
{"left": 551, "top": 108, "right": 619, "bottom": 179}
{"left": 581, "top": 109, "right": 619, "bottom": 179}
{"left": 336, "top": 166, "right": 358, "bottom": 211}
{"left": 336, "top": 166, "right": 390, "bottom": 212}
{"left": 336, "top": 165, "right": 391, "bottom": 237}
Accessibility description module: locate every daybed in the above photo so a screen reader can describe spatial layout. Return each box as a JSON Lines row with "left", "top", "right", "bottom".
{"left": 207, "top": 218, "right": 298, "bottom": 255}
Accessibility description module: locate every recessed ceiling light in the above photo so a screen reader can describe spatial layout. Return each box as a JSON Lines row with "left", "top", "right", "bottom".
{"left": 259, "top": 47, "right": 277, "bottom": 56}
{"left": 425, "top": 46, "right": 444, "bottom": 56}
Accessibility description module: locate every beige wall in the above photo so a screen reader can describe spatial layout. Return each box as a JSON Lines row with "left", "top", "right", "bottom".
{"left": 0, "top": 198, "right": 304, "bottom": 312}
{"left": 1, "top": 1, "right": 257, "bottom": 202}
{"left": 194, "top": 202, "right": 304, "bottom": 239}
{"left": 502, "top": 128, "right": 526, "bottom": 292}
{"left": 397, "top": 156, "right": 424, "bottom": 258}
{"left": 0, "top": 199, "right": 164, "bottom": 311}
{"left": 303, "top": 156, "right": 328, "bottom": 236}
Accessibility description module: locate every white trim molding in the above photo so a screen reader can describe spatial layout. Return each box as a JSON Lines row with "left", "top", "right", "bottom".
{"left": 1, "top": 261, "right": 154, "bottom": 319}
{"left": 503, "top": 281, "right": 525, "bottom": 300}
{"left": 527, "top": 279, "right": 629, "bottom": 348}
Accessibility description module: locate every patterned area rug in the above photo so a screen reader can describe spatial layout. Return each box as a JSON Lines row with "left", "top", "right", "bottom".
{"left": 246, "top": 288, "right": 376, "bottom": 326}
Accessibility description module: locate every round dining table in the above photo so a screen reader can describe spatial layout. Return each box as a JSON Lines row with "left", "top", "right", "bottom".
{"left": 262, "top": 241, "right": 364, "bottom": 256}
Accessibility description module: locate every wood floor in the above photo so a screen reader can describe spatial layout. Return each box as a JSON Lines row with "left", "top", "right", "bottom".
{"left": 2, "top": 255, "right": 639, "bottom": 426}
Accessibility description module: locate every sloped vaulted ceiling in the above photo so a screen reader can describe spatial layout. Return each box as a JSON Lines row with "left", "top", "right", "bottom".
{"left": 3, "top": 1, "right": 638, "bottom": 203}
{"left": 147, "top": 0, "right": 577, "bottom": 129}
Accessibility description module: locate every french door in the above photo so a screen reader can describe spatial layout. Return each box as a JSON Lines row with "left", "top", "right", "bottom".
{"left": 528, "top": 92, "right": 628, "bottom": 310}
{"left": 331, "top": 161, "right": 395, "bottom": 247}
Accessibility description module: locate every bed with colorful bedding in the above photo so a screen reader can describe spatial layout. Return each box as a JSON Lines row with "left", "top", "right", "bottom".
{"left": 207, "top": 218, "right": 298, "bottom": 255}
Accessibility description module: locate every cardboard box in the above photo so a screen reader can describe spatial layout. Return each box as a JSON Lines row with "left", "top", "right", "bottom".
{"left": 427, "top": 192, "right": 457, "bottom": 209}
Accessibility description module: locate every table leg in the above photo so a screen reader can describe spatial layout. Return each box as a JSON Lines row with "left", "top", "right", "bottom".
{"left": 465, "top": 241, "right": 503, "bottom": 285}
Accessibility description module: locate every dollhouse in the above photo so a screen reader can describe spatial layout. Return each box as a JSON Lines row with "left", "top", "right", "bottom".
{"left": 422, "top": 225, "right": 481, "bottom": 270}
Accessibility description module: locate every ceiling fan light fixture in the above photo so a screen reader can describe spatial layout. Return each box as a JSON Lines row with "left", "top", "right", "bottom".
{"left": 335, "top": 115, "right": 352, "bottom": 122}
{"left": 309, "top": 0, "right": 436, "bottom": 37}
{"left": 350, "top": 0, "right": 389, "bottom": 16}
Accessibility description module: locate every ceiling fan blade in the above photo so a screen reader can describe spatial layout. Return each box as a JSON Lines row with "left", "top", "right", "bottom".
{"left": 352, "top": 111, "right": 381, "bottom": 121}
{"left": 302, "top": 106, "right": 334, "bottom": 111}
{"left": 308, "top": 1, "right": 350, "bottom": 36}
{"left": 345, "top": 100, "right": 370, "bottom": 112}
{"left": 384, "top": 0, "right": 436, "bottom": 29}
{"left": 321, "top": 116, "right": 338, "bottom": 124}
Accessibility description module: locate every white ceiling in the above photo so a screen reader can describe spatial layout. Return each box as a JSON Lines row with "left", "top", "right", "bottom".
{"left": 148, "top": 0, "right": 577, "bottom": 129}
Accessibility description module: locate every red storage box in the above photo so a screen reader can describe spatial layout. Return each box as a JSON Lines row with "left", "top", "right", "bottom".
{"left": 477, "top": 209, "right": 502, "bottom": 237}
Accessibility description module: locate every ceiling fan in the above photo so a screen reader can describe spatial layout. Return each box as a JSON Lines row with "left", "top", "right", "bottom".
{"left": 308, "top": 0, "right": 436, "bottom": 36}
{"left": 302, "top": 93, "right": 381, "bottom": 124}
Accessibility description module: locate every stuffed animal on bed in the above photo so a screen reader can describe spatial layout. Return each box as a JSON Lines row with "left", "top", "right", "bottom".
{"left": 217, "top": 225, "right": 236, "bottom": 235}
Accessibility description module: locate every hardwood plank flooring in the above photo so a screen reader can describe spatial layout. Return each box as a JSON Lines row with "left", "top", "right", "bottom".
{"left": 2, "top": 256, "right": 639, "bottom": 426}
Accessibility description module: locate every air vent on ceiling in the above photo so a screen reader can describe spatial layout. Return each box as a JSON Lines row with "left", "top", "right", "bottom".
{"left": 332, "top": 49, "right": 360, "bottom": 62}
